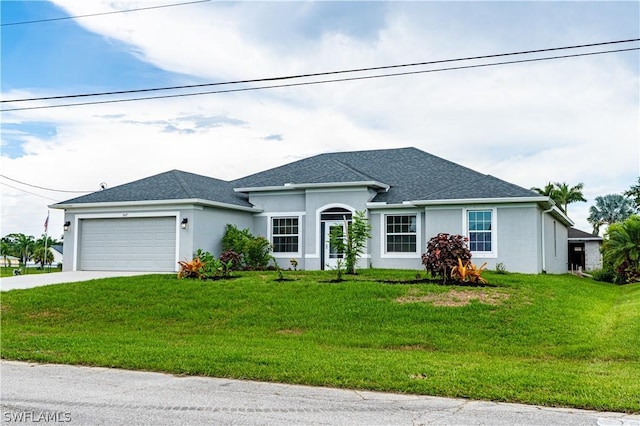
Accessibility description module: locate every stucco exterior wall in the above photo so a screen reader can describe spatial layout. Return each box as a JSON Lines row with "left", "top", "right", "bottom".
{"left": 542, "top": 212, "right": 569, "bottom": 274}
{"left": 485, "top": 206, "right": 539, "bottom": 274}
{"left": 191, "top": 207, "right": 254, "bottom": 258}
{"left": 369, "top": 209, "right": 424, "bottom": 270}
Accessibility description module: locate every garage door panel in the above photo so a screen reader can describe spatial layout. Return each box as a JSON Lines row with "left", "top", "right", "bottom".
{"left": 79, "top": 217, "right": 176, "bottom": 271}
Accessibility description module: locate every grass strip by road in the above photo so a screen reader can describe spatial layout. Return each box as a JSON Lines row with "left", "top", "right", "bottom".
{"left": 1, "top": 270, "right": 638, "bottom": 413}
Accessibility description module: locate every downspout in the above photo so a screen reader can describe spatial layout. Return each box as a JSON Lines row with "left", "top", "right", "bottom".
{"left": 540, "top": 206, "right": 554, "bottom": 274}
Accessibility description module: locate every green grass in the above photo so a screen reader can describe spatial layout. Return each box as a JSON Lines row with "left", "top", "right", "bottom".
{"left": 1, "top": 266, "right": 61, "bottom": 277}
{"left": 1, "top": 269, "right": 638, "bottom": 413}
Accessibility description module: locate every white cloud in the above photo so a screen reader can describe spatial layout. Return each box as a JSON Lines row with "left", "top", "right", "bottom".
{"left": 2, "top": 1, "right": 638, "bottom": 237}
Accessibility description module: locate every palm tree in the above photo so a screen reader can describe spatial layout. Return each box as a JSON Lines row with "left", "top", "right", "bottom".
{"left": 531, "top": 182, "right": 557, "bottom": 198}
{"left": 13, "top": 234, "right": 35, "bottom": 268}
{"left": 553, "top": 182, "right": 586, "bottom": 215}
{"left": 587, "top": 194, "right": 635, "bottom": 235}
{"left": 602, "top": 215, "right": 640, "bottom": 283}
{"left": 531, "top": 182, "right": 586, "bottom": 216}
{"left": 1, "top": 238, "right": 11, "bottom": 267}
{"left": 32, "top": 246, "right": 54, "bottom": 269}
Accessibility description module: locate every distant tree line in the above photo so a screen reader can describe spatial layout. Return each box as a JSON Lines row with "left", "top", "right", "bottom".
{"left": 1, "top": 233, "right": 61, "bottom": 269}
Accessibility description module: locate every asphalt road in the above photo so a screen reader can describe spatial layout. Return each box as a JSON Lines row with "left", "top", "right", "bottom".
{"left": 1, "top": 361, "right": 639, "bottom": 425}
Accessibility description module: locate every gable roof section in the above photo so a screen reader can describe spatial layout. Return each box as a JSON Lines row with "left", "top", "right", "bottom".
{"left": 53, "top": 170, "right": 252, "bottom": 208}
{"left": 232, "top": 147, "right": 541, "bottom": 204}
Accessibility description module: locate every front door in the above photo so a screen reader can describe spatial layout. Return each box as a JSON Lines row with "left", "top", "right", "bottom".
{"left": 324, "top": 220, "right": 346, "bottom": 269}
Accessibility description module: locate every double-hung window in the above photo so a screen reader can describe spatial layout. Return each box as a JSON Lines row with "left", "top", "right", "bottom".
{"left": 385, "top": 215, "right": 417, "bottom": 253}
{"left": 272, "top": 217, "right": 299, "bottom": 253}
{"left": 467, "top": 210, "right": 493, "bottom": 254}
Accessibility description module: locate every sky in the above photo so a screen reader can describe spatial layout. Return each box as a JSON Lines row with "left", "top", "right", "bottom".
{"left": 1, "top": 0, "right": 639, "bottom": 239}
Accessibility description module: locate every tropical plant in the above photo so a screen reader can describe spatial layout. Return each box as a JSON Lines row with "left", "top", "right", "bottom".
{"left": 587, "top": 194, "right": 635, "bottom": 235}
{"left": 531, "top": 182, "right": 586, "bottom": 215}
{"left": 219, "top": 249, "right": 242, "bottom": 271}
{"left": 531, "top": 182, "right": 557, "bottom": 199}
{"left": 421, "top": 233, "right": 471, "bottom": 283}
{"left": 552, "top": 182, "right": 586, "bottom": 215}
{"left": 451, "top": 258, "right": 488, "bottom": 284}
{"left": 623, "top": 177, "right": 640, "bottom": 211}
{"left": 329, "top": 210, "right": 372, "bottom": 275}
{"left": 601, "top": 215, "right": 640, "bottom": 284}
{"left": 177, "top": 257, "right": 206, "bottom": 279}
{"left": 13, "top": 233, "right": 35, "bottom": 267}
{"left": 0, "top": 238, "right": 11, "bottom": 267}
{"left": 32, "top": 246, "right": 54, "bottom": 269}
{"left": 467, "top": 262, "right": 488, "bottom": 284}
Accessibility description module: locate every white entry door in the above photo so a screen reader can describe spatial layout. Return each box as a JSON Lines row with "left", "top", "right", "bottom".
{"left": 324, "top": 220, "right": 346, "bottom": 269}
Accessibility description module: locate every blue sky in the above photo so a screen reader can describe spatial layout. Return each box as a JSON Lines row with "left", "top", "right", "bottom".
{"left": 1, "top": 0, "right": 638, "bottom": 236}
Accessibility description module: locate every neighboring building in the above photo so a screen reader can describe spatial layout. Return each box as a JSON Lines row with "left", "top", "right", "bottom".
{"left": 50, "top": 244, "right": 64, "bottom": 267}
{"left": 0, "top": 256, "right": 20, "bottom": 267}
{"left": 568, "top": 227, "right": 603, "bottom": 272}
{"left": 51, "top": 147, "right": 572, "bottom": 273}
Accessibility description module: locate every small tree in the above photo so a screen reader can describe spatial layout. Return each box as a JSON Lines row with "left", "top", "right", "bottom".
{"left": 329, "top": 210, "right": 372, "bottom": 275}
{"left": 422, "top": 233, "right": 471, "bottom": 283}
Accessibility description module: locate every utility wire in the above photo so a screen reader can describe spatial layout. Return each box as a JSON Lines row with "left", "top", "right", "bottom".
{"left": 0, "top": 175, "right": 92, "bottom": 193}
{"left": 3, "top": 38, "right": 638, "bottom": 104}
{"left": 0, "top": 0, "right": 211, "bottom": 27}
{"left": 3, "top": 47, "right": 638, "bottom": 113}
{"left": 0, "top": 182, "right": 61, "bottom": 202}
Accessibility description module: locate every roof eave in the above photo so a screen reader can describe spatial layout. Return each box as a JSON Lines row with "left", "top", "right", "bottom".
{"left": 409, "top": 196, "right": 550, "bottom": 206}
{"left": 234, "top": 180, "right": 390, "bottom": 193}
{"left": 50, "top": 198, "right": 262, "bottom": 213}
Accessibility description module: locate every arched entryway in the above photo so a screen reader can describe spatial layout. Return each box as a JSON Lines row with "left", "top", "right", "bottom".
{"left": 320, "top": 207, "right": 352, "bottom": 270}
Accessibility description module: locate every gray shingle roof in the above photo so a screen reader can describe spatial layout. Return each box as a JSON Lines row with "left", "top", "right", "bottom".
{"left": 56, "top": 147, "right": 541, "bottom": 207}
{"left": 568, "top": 227, "right": 602, "bottom": 240}
{"left": 232, "top": 147, "right": 540, "bottom": 203}
{"left": 57, "top": 170, "right": 252, "bottom": 208}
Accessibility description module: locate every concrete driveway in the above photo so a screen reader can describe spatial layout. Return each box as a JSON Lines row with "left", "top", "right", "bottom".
{"left": 0, "top": 271, "right": 167, "bottom": 291}
{"left": 1, "top": 361, "right": 639, "bottom": 425}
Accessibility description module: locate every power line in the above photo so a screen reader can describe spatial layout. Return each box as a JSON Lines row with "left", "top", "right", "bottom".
{"left": 0, "top": 0, "right": 211, "bottom": 27}
{"left": 0, "top": 175, "right": 92, "bottom": 193}
{"left": 3, "top": 47, "right": 638, "bottom": 113}
{"left": 3, "top": 38, "right": 638, "bottom": 104}
{"left": 0, "top": 182, "right": 61, "bottom": 202}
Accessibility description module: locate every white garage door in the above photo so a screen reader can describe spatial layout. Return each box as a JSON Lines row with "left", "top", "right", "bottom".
{"left": 79, "top": 217, "right": 177, "bottom": 271}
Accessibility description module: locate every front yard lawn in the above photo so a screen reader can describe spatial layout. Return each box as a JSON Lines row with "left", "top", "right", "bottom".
{"left": 1, "top": 270, "right": 638, "bottom": 413}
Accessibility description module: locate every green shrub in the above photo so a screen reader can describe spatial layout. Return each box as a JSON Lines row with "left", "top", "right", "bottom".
{"left": 222, "top": 225, "right": 273, "bottom": 270}
{"left": 590, "top": 267, "right": 615, "bottom": 283}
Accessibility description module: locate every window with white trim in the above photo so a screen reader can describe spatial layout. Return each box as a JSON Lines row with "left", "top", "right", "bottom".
{"left": 385, "top": 215, "right": 417, "bottom": 253}
{"left": 272, "top": 217, "right": 299, "bottom": 253}
{"left": 468, "top": 210, "right": 493, "bottom": 253}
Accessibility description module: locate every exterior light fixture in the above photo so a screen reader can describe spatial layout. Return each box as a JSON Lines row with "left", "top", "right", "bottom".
{"left": 181, "top": 218, "right": 188, "bottom": 229}
{"left": 64, "top": 221, "right": 71, "bottom": 231}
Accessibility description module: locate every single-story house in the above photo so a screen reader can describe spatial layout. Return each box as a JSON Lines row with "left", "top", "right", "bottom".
{"left": 51, "top": 147, "right": 572, "bottom": 274}
{"left": 50, "top": 244, "right": 64, "bottom": 267}
{"left": 0, "top": 255, "right": 20, "bottom": 267}
{"left": 568, "top": 227, "right": 603, "bottom": 272}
